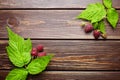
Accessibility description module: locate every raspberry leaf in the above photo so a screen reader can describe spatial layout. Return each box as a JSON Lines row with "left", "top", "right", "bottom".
{"left": 103, "top": 0, "right": 112, "bottom": 8}
{"left": 6, "top": 27, "right": 32, "bottom": 67}
{"left": 77, "top": 3, "right": 106, "bottom": 23}
{"left": 27, "top": 54, "right": 53, "bottom": 75}
{"left": 93, "top": 22, "right": 99, "bottom": 29}
{"left": 99, "top": 20, "right": 106, "bottom": 34}
{"left": 107, "top": 8, "right": 119, "bottom": 29}
{"left": 5, "top": 68, "right": 28, "bottom": 80}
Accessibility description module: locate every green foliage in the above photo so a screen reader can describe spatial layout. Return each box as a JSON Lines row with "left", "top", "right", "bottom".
{"left": 6, "top": 27, "right": 53, "bottom": 80}
{"left": 99, "top": 20, "right": 106, "bottom": 34}
{"left": 77, "top": 0, "right": 119, "bottom": 36}
{"left": 103, "top": 0, "right": 112, "bottom": 8}
{"left": 107, "top": 8, "right": 119, "bottom": 28}
{"left": 93, "top": 22, "right": 99, "bottom": 29}
{"left": 77, "top": 3, "right": 106, "bottom": 23}
{"left": 27, "top": 55, "right": 53, "bottom": 75}
{"left": 6, "top": 68, "right": 28, "bottom": 80}
{"left": 6, "top": 27, "right": 32, "bottom": 67}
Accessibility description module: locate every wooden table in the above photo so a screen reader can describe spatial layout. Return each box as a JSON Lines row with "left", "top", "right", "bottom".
{"left": 0, "top": 0, "right": 120, "bottom": 80}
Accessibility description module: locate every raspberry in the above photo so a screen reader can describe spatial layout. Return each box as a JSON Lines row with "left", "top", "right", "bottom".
{"left": 37, "top": 52, "right": 46, "bottom": 57}
{"left": 36, "top": 44, "right": 44, "bottom": 52}
{"left": 93, "top": 30, "right": 101, "bottom": 39}
{"left": 84, "top": 23, "right": 94, "bottom": 33}
{"left": 31, "top": 48, "right": 37, "bottom": 56}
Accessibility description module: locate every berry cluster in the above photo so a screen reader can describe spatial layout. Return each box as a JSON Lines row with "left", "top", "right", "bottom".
{"left": 31, "top": 44, "right": 46, "bottom": 58}
{"left": 82, "top": 23, "right": 107, "bottom": 39}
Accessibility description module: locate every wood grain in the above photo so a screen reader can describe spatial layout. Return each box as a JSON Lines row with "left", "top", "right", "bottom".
{"left": 0, "top": 70, "right": 120, "bottom": 80}
{"left": 0, "top": 0, "right": 120, "bottom": 9}
{"left": 0, "top": 40, "right": 120, "bottom": 70}
{"left": 0, "top": 10, "right": 120, "bottom": 39}
{"left": 0, "top": 0, "right": 120, "bottom": 80}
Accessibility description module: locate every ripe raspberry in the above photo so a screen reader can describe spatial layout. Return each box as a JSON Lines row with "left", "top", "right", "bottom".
{"left": 31, "top": 48, "right": 38, "bottom": 56}
{"left": 84, "top": 23, "right": 94, "bottom": 33}
{"left": 37, "top": 52, "right": 46, "bottom": 57}
{"left": 93, "top": 30, "right": 101, "bottom": 39}
{"left": 36, "top": 44, "right": 44, "bottom": 52}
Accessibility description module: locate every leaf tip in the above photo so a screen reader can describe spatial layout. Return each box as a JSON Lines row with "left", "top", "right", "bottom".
{"left": 47, "top": 54, "right": 54, "bottom": 58}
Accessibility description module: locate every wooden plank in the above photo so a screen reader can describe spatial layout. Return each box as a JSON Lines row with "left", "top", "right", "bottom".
{"left": 0, "top": 40, "right": 120, "bottom": 70}
{"left": 0, "top": 71, "right": 120, "bottom": 80}
{"left": 0, "top": 0, "right": 120, "bottom": 9}
{"left": 0, "top": 10, "right": 120, "bottom": 39}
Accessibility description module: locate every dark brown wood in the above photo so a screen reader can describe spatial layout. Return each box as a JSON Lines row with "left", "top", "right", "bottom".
{"left": 0, "top": 10, "right": 120, "bottom": 39}
{"left": 0, "top": 0, "right": 120, "bottom": 80}
{"left": 0, "top": 40, "right": 120, "bottom": 70}
{"left": 0, "top": 70, "right": 120, "bottom": 80}
{"left": 0, "top": 0, "right": 120, "bottom": 9}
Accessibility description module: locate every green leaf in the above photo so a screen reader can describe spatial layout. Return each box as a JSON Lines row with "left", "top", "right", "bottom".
{"left": 27, "top": 55, "right": 53, "bottom": 75}
{"left": 77, "top": 3, "right": 106, "bottom": 23}
{"left": 93, "top": 22, "right": 99, "bottom": 29}
{"left": 6, "top": 27, "right": 32, "bottom": 67}
{"left": 103, "top": 0, "right": 112, "bottom": 8}
{"left": 6, "top": 68, "right": 28, "bottom": 80}
{"left": 107, "top": 8, "right": 119, "bottom": 28}
{"left": 99, "top": 20, "right": 106, "bottom": 34}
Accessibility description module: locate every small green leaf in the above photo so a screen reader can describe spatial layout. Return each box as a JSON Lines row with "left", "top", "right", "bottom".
{"left": 103, "top": 0, "right": 112, "bottom": 8}
{"left": 107, "top": 8, "right": 119, "bottom": 28}
{"left": 99, "top": 20, "right": 106, "bottom": 34}
{"left": 77, "top": 3, "right": 106, "bottom": 23}
{"left": 6, "top": 27, "right": 32, "bottom": 67}
{"left": 93, "top": 22, "right": 99, "bottom": 29}
{"left": 6, "top": 68, "right": 28, "bottom": 80}
{"left": 27, "top": 55, "right": 53, "bottom": 75}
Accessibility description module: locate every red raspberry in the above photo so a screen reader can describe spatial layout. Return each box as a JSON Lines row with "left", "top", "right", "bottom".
{"left": 31, "top": 48, "right": 37, "bottom": 56}
{"left": 37, "top": 52, "right": 46, "bottom": 57}
{"left": 36, "top": 44, "right": 44, "bottom": 52}
{"left": 93, "top": 30, "right": 101, "bottom": 39}
{"left": 84, "top": 23, "right": 94, "bottom": 33}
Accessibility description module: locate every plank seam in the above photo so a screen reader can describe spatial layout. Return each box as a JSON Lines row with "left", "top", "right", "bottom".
{"left": 0, "top": 38, "right": 120, "bottom": 41}
{"left": 0, "top": 8, "right": 120, "bottom": 10}
{"left": 1, "top": 69, "right": 120, "bottom": 72}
